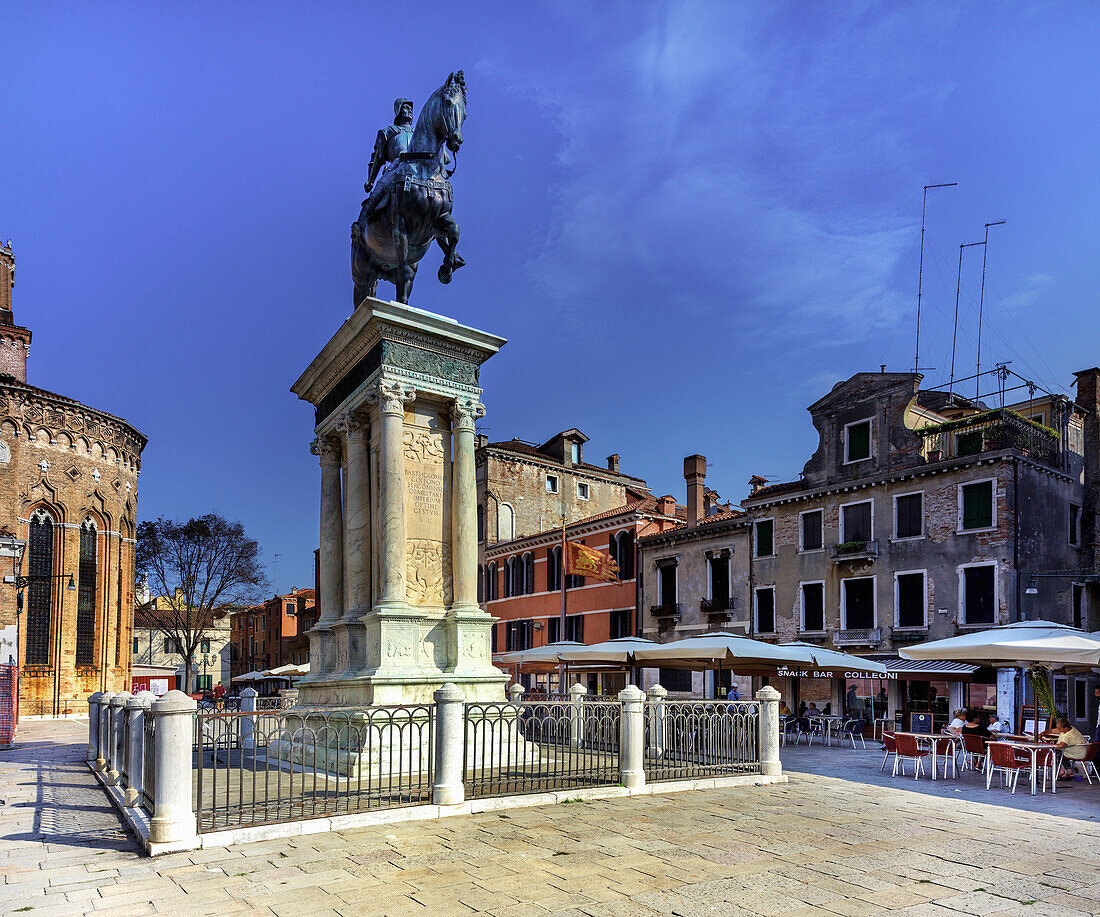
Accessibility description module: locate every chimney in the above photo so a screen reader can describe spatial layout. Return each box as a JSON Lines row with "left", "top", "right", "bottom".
{"left": 656, "top": 494, "right": 677, "bottom": 516}
{"left": 749, "top": 474, "right": 768, "bottom": 496}
{"left": 1074, "top": 368, "right": 1100, "bottom": 571}
{"left": 704, "top": 488, "right": 719, "bottom": 517}
{"left": 475, "top": 433, "right": 488, "bottom": 449}
{"left": 606, "top": 453, "right": 620, "bottom": 473}
{"left": 684, "top": 454, "right": 706, "bottom": 528}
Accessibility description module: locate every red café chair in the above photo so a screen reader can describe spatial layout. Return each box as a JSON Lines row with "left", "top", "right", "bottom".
{"left": 985, "top": 742, "right": 1031, "bottom": 794}
{"left": 880, "top": 732, "right": 897, "bottom": 773}
{"left": 1080, "top": 742, "right": 1100, "bottom": 784}
{"left": 961, "top": 733, "right": 987, "bottom": 773}
{"left": 892, "top": 733, "right": 930, "bottom": 779}
{"left": 1035, "top": 745, "right": 1060, "bottom": 793}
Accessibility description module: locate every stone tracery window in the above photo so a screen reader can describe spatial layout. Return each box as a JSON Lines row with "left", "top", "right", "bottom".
{"left": 26, "top": 509, "right": 54, "bottom": 666}
{"left": 76, "top": 517, "right": 98, "bottom": 666}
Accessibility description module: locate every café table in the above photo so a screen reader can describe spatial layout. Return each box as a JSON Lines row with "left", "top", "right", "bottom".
{"left": 987, "top": 740, "right": 1060, "bottom": 796}
{"left": 891, "top": 731, "right": 960, "bottom": 780}
{"left": 807, "top": 715, "right": 847, "bottom": 746}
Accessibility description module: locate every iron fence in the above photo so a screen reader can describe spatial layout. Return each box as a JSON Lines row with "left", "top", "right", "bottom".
{"left": 644, "top": 700, "right": 760, "bottom": 782}
{"left": 463, "top": 699, "right": 620, "bottom": 799}
{"left": 142, "top": 711, "right": 157, "bottom": 813}
{"left": 193, "top": 705, "right": 434, "bottom": 833}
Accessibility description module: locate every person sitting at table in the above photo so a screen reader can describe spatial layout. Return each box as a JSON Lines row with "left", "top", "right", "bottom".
{"left": 822, "top": 702, "right": 832, "bottom": 715}
{"left": 988, "top": 713, "right": 1008, "bottom": 736}
{"left": 799, "top": 702, "right": 820, "bottom": 732}
{"left": 1040, "top": 718, "right": 1088, "bottom": 779}
{"left": 779, "top": 700, "right": 792, "bottom": 717}
{"left": 946, "top": 709, "right": 967, "bottom": 736}
{"left": 960, "top": 709, "right": 990, "bottom": 740}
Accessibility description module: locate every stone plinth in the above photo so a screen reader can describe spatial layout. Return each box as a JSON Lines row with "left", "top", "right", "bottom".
{"left": 290, "top": 298, "right": 509, "bottom": 709}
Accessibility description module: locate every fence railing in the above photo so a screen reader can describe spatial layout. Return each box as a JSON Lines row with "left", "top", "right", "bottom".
{"left": 87, "top": 683, "right": 780, "bottom": 850}
{"left": 644, "top": 699, "right": 760, "bottom": 782}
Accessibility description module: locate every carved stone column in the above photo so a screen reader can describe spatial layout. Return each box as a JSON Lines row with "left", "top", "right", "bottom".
{"left": 450, "top": 398, "right": 484, "bottom": 611}
{"left": 337, "top": 411, "right": 371, "bottom": 676}
{"left": 376, "top": 380, "right": 416, "bottom": 609}
{"left": 309, "top": 436, "right": 343, "bottom": 679}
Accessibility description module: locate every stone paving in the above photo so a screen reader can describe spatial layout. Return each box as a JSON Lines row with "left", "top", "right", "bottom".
{"left": 2, "top": 718, "right": 1100, "bottom": 916}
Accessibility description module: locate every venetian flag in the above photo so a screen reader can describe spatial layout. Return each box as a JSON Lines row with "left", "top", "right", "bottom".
{"left": 565, "top": 540, "right": 619, "bottom": 583}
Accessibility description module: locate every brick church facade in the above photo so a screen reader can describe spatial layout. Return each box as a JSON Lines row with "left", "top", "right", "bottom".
{"left": 0, "top": 242, "right": 146, "bottom": 716}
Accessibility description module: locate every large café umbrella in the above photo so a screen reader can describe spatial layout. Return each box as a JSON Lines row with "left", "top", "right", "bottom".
{"left": 771, "top": 642, "right": 888, "bottom": 676}
{"left": 496, "top": 640, "right": 586, "bottom": 666}
{"left": 900, "top": 620, "right": 1100, "bottom": 670}
{"left": 556, "top": 637, "right": 658, "bottom": 665}
{"left": 633, "top": 632, "right": 808, "bottom": 669}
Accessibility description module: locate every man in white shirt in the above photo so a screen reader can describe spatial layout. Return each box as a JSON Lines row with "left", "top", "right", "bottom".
{"left": 988, "top": 714, "right": 1008, "bottom": 736}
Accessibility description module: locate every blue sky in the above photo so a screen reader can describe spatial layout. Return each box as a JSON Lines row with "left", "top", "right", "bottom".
{"left": 3, "top": 3, "right": 1098, "bottom": 591}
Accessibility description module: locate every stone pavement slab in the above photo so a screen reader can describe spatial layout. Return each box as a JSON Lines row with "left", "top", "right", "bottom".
{"left": 3, "top": 719, "right": 1100, "bottom": 916}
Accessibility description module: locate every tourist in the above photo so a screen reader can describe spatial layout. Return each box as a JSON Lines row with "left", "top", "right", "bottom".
{"left": 779, "top": 700, "right": 792, "bottom": 717}
{"left": 960, "top": 709, "right": 990, "bottom": 740}
{"left": 1040, "top": 718, "right": 1089, "bottom": 779}
{"left": 946, "top": 709, "right": 967, "bottom": 736}
{"left": 988, "top": 713, "right": 1007, "bottom": 736}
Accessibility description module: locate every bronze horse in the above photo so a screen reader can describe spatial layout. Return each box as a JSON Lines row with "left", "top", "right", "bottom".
{"left": 351, "top": 71, "right": 467, "bottom": 306}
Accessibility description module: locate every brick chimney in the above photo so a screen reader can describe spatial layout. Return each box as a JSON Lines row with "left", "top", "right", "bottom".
{"left": 656, "top": 494, "right": 677, "bottom": 516}
{"left": 606, "top": 453, "right": 620, "bottom": 473}
{"left": 684, "top": 454, "right": 706, "bottom": 528}
{"left": 749, "top": 474, "right": 768, "bottom": 496}
{"left": 0, "top": 241, "right": 31, "bottom": 384}
{"left": 1074, "top": 367, "right": 1100, "bottom": 570}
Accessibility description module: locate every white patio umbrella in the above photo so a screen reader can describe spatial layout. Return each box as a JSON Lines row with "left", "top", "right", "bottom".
{"left": 230, "top": 670, "right": 267, "bottom": 683}
{"left": 556, "top": 637, "right": 658, "bottom": 665}
{"left": 632, "top": 632, "right": 809, "bottom": 670}
{"left": 771, "top": 642, "right": 888, "bottom": 676}
{"left": 263, "top": 664, "right": 300, "bottom": 677}
{"left": 900, "top": 620, "right": 1100, "bottom": 669}
{"left": 496, "top": 640, "right": 586, "bottom": 666}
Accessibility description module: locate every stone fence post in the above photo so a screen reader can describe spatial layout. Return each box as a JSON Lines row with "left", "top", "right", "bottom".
{"left": 507, "top": 683, "right": 524, "bottom": 706}
{"left": 87, "top": 692, "right": 104, "bottom": 766}
{"left": 149, "top": 690, "right": 198, "bottom": 846}
{"left": 646, "top": 684, "right": 667, "bottom": 759}
{"left": 124, "top": 691, "right": 154, "bottom": 808}
{"left": 97, "top": 692, "right": 115, "bottom": 773}
{"left": 618, "top": 685, "right": 645, "bottom": 789}
{"left": 109, "top": 691, "right": 132, "bottom": 786}
{"left": 569, "top": 682, "right": 587, "bottom": 749}
{"left": 432, "top": 683, "right": 465, "bottom": 806}
{"left": 755, "top": 685, "right": 781, "bottom": 777}
{"left": 240, "top": 686, "right": 257, "bottom": 752}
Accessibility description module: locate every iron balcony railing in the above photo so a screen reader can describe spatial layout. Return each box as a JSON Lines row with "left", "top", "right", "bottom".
{"left": 831, "top": 541, "right": 879, "bottom": 561}
{"left": 833, "top": 628, "right": 883, "bottom": 646}
{"left": 919, "top": 408, "right": 1061, "bottom": 467}
{"left": 700, "top": 596, "right": 735, "bottom": 615}
{"left": 650, "top": 602, "right": 683, "bottom": 620}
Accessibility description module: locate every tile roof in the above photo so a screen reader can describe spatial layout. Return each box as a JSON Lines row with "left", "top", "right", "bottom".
{"left": 572, "top": 494, "right": 685, "bottom": 527}
{"left": 483, "top": 438, "right": 648, "bottom": 483}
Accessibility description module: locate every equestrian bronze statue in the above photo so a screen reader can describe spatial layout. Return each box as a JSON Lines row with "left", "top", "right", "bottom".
{"left": 351, "top": 71, "right": 467, "bottom": 306}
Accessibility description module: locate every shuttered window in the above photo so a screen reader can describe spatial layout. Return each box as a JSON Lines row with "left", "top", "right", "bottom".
{"left": 962, "top": 481, "right": 993, "bottom": 530}
{"left": 895, "top": 493, "right": 923, "bottom": 538}
{"left": 801, "top": 583, "right": 824, "bottom": 632}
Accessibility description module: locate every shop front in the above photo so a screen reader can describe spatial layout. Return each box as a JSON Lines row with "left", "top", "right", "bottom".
{"left": 861, "top": 657, "right": 980, "bottom": 733}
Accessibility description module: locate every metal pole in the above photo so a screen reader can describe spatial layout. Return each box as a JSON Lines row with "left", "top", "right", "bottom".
{"left": 975, "top": 220, "right": 1006, "bottom": 400}
{"left": 949, "top": 242, "right": 985, "bottom": 396}
{"left": 914, "top": 182, "right": 957, "bottom": 374}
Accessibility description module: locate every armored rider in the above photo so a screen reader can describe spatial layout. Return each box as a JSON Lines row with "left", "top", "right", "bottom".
{"left": 360, "top": 97, "right": 415, "bottom": 223}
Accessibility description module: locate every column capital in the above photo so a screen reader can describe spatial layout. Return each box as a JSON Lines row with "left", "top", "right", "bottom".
{"left": 335, "top": 411, "right": 370, "bottom": 444}
{"left": 311, "top": 436, "right": 342, "bottom": 466}
{"left": 370, "top": 379, "right": 417, "bottom": 416}
{"left": 451, "top": 398, "right": 486, "bottom": 432}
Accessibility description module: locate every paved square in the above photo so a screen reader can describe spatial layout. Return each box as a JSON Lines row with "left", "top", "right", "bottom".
{"left": 2, "top": 720, "right": 1098, "bottom": 916}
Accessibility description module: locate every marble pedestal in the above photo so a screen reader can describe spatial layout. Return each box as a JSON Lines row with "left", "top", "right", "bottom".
{"left": 289, "top": 297, "right": 509, "bottom": 719}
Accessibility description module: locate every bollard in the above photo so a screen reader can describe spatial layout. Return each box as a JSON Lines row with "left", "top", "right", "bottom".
{"left": 149, "top": 690, "right": 198, "bottom": 846}
{"left": 432, "top": 683, "right": 466, "bottom": 806}
{"left": 646, "top": 684, "right": 667, "bottom": 759}
{"left": 97, "top": 692, "right": 115, "bottom": 773}
{"left": 755, "top": 685, "right": 781, "bottom": 777}
{"left": 240, "top": 686, "right": 257, "bottom": 751}
{"left": 124, "top": 691, "right": 154, "bottom": 807}
{"left": 569, "top": 682, "right": 587, "bottom": 749}
{"left": 507, "top": 683, "right": 524, "bottom": 705}
{"left": 618, "top": 685, "right": 646, "bottom": 789}
{"left": 87, "top": 692, "right": 104, "bottom": 765}
{"left": 109, "top": 691, "right": 132, "bottom": 786}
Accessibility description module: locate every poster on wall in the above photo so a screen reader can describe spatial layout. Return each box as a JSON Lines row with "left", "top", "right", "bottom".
{"left": 150, "top": 678, "right": 169, "bottom": 696}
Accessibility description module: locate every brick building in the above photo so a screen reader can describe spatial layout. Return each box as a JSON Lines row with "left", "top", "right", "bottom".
{"left": 230, "top": 587, "right": 315, "bottom": 677}
{"left": 484, "top": 490, "right": 681, "bottom": 694}
{"left": 640, "top": 371, "right": 1100, "bottom": 732}
{"left": 0, "top": 243, "right": 146, "bottom": 716}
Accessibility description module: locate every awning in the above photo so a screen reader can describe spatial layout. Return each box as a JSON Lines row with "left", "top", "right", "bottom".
{"left": 859, "top": 655, "right": 980, "bottom": 681}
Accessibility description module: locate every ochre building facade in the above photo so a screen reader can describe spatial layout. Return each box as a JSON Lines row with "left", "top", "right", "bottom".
{"left": 0, "top": 242, "right": 146, "bottom": 715}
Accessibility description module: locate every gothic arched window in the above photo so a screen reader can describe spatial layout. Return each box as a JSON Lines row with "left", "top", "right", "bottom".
{"left": 76, "top": 517, "right": 98, "bottom": 667}
{"left": 26, "top": 509, "right": 54, "bottom": 666}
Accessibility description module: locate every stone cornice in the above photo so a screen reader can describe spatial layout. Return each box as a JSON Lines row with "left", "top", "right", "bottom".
{"left": 0, "top": 382, "right": 147, "bottom": 458}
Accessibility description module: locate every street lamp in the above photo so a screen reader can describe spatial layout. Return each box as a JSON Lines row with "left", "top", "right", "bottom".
{"left": 3, "top": 573, "right": 77, "bottom": 614}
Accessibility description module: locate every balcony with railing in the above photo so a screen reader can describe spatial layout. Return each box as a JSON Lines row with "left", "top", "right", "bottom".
{"left": 918, "top": 408, "right": 1061, "bottom": 468}
{"left": 650, "top": 602, "right": 682, "bottom": 623}
{"left": 831, "top": 540, "right": 879, "bottom": 563}
{"left": 699, "top": 597, "right": 749, "bottom": 632}
{"left": 833, "top": 628, "right": 883, "bottom": 647}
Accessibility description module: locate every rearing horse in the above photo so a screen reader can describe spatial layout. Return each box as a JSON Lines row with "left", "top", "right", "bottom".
{"left": 351, "top": 71, "right": 467, "bottom": 306}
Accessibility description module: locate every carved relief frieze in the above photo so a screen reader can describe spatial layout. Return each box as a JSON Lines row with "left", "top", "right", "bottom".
{"left": 403, "top": 429, "right": 445, "bottom": 464}
{"left": 406, "top": 539, "right": 452, "bottom": 606}
{"left": 0, "top": 383, "right": 146, "bottom": 456}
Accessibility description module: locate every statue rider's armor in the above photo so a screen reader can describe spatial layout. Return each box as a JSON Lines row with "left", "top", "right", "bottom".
{"left": 361, "top": 99, "right": 414, "bottom": 223}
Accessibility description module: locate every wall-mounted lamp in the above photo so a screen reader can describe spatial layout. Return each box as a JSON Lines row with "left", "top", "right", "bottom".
{"left": 1025, "top": 577, "right": 1038, "bottom": 596}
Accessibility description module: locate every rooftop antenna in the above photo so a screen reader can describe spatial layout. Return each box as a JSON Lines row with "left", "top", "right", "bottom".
{"left": 273, "top": 552, "right": 281, "bottom": 595}
{"left": 975, "top": 220, "right": 1007, "bottom": 400}
{"left": 914, "top": 182, "right": 958, "bottom": 374}
{"left": 949, "top": 241, "right": 985, "bottom": 396}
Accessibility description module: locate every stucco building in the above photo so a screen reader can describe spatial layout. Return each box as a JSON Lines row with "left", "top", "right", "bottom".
{"left": 0, "top": 243, "right": 146, "bottom": 716}
{"left": 230, "top": 587, "right": 315, "bottom": 677}
{"left": 131, "top": 598, "right": 231, "bottom": 693}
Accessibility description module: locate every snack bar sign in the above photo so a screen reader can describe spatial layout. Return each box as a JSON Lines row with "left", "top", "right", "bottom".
{"left": 775, "top": 668, "right": 897, "bottom": 680}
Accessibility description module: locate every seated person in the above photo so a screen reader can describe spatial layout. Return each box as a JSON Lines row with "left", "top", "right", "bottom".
{"left": 799, "top": 702, "right": 820, "bottom": 732}
{"left": 1040, "top": 718, "right": 1088, "bottom": 778}
{"left": 779, "top": 701, "right": 792, "bottom": 717}
{"left": 987, "top": 713, "right": 1008, "bottom": 736}
{"left": 946, "top": 708, "right": 967, "bottom": 736}
{"left": 960, "top": 708, "right": 990, "bottom": 740}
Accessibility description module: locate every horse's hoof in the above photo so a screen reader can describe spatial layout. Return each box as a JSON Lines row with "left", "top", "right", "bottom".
{"left": 438, "top": 266, "right": 452, "bottom": 284}
{"left": 453, "top": 255, "right": 466, "bottom": 271}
